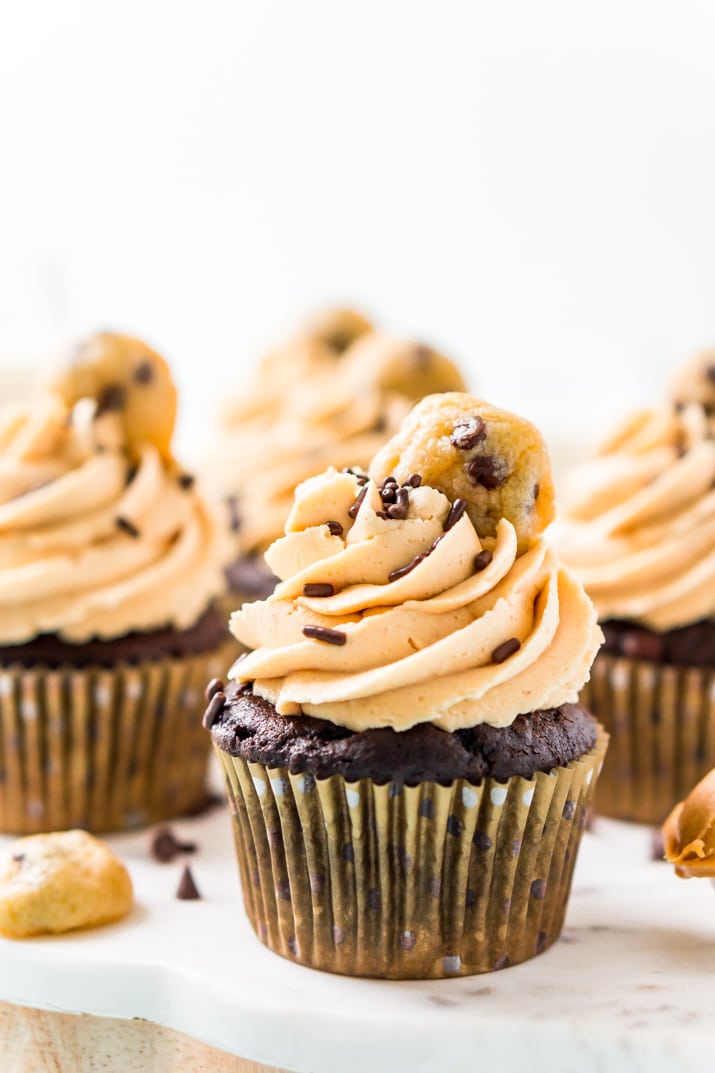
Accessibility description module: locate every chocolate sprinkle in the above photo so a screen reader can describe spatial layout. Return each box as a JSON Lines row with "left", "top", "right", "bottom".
{"left": 178, "top": 473, "right": 195, "bottom": 490}
{"left": 388, "top": 554, "right": 426, "bottom": 582}
{"left": 451, "top": 417, "right": 487, "bottom": 450}
{"left": 133, "top": 361, "right": 154, "bottom": 384}
{"left": 343, "top": 468, "right": 369, "bottom": 485}
{"left": 96, "top": 382, "right": 127, "bottom": 415}
{"left": 404, "top": 473, "right": 422, "bottom": 488}
{"left": 116, "top": 516, "right": 140, "bottom": 539}
{"left": 176, "top": 865, "right": 201, "bottom": 900}
{"left": 445, "top": 498, "right": 467, "bottom": 531}
{"left": 492, "top": 637, "right": 521, "bottom": 664}
{"left": 303, "top": 583, "right": 335, "bottom": 598}
{"left": 326, "top": 520, "right": 343, "bottom": 536}
{"left": 302, "top": 625, "right": 347, "bottom": 646}
{"left": 467, "top": 456, "right": 510, "bottom": 490}
{"left": 348, "top": 485, "right": 368, "bottom": 519}
{"left": 204, "top": 677, "right": 224, "bottom": 703}
{"left": 473, "top": 550, "right": 493, "bottom": 572}
{"left": 203, "top": 691, "right": 226, "bottom": 729}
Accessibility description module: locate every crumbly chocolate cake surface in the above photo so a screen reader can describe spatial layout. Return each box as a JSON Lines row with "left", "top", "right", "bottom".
{"left": 0, "top": 606, "right": 227, "bottom": 669}
{"left": 209, "top": 683, "right": 598, "bottom": 785}
{"left": 602, "top": 618, "right": 715, "bottom": 669}
{"left": 225, "top": 554, "right": 279, "bottom": 601}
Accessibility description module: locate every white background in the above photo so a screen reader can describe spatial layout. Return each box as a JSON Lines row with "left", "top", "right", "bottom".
{"left": 2, "top": 0, "right": 715, "bottom": 450}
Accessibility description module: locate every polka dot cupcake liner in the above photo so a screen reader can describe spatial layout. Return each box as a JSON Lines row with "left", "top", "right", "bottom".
{"left": 215, "top": 727, "right": 607, "bottom": 979}
{"left": 0, "top": 640, "right": 235, "bottom": 835}
{"left": 583, "top": 652, "right": 715, "bottom": 825}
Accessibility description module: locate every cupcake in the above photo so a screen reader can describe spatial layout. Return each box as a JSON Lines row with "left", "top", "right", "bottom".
{"left": 662, "top": 768, "right": 715, "bottom": 879}
{"left": 0, "top": 332, "right": 234, "bottom": 834}
{"left": 556, "top": 352, "right": 715, "bottom": 824}
{"left": 203, "top": 309, "right": 467, "bottom": 610}
{"left": 205, "top": 392, "right": 606, "bottom": 979}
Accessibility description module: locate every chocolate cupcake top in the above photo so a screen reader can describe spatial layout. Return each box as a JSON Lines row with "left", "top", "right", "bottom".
{"left": 227, "top": 394, "right": 601, "bottom": 733}
{"left": 0, "top": 332, "right": 227, "bottom": 645}
{"left": 204, "top": 310, "right": 466, "bottom": 556}
{"left": 555, "top": 357, "right": 715, "bottom": 631}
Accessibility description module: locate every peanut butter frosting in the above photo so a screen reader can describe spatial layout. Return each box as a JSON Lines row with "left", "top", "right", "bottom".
{"left": 0, "top": 333, "right": 227, "bottom": 645}
{"left": 204, "top": 311, "right": 466, "bottom": 556}
{"left": 228, "top": 466, "right": 602, "bottom": 732}
{"left": 555, "top": 397, "right": 715, "bottom": 631}
{"left": 663, "top": 768, "right": 715, "bottom": 879}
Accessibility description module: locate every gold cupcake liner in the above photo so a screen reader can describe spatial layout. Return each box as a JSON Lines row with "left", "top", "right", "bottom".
{"left": 582, "top": 653, "right": 715, "bottom": 825}
{"left": 215, "top": 728, "right": 607, "bottom": 979}
{"left": 0, "top": 642, "right": 235, "bottom": 835}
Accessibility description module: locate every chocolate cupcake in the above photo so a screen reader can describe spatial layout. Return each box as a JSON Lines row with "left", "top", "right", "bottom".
{"left": 201, "top": 309, "right": 468, "bottom": 613}
{"left": 555, "top": 351, "right": 715, "bottom": 824}
{"left": 206, "top": 392, "right": 606, "bottom": 979}
{"left": 0, "top": 332, "right": 234, "bottom": 834}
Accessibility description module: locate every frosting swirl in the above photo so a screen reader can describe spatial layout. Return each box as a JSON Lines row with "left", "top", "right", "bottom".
{"left": 0, "top": 389, "right": 226, "bottom": 645}
{"left": 555, "top": 400, "right": 715, "bottom": 631}
{"left": 228, "top": 468, "right": 601, "bottom": 732}
{"left": 204, "top": 323, "right": 466, "bottom": 556}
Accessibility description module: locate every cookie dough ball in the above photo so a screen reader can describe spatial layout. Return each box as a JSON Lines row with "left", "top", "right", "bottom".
{"left": 0, "top": 830, "right": 133, "bottom": 938}
{"left": 343, "top": 334, "right": 466, "bottom": 401}
{"left": 669, "top": 350, "right": 715, "bottom": 415}
{"left": 369, "top": 392, "right": 555, "bottom": 554}
{"left": 51, "top": 331, "right": 178, "bottom": 460}
{"left": 302, "top": 307, "right": 374, "bottom": 354}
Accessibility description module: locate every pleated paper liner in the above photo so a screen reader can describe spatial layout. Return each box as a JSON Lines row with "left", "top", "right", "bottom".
{"left": 215, "top": 727, "right": 607, "bottom": 979}
{"left": 582, "top": 652, "right": 715, "bottom": 825}
{"left": 0, "top": 640, "right": 235, "bottom": 835}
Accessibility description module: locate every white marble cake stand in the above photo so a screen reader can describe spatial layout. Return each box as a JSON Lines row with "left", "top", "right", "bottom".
{"left": 0, "top": 802, "right": 713, "bottom": 1073}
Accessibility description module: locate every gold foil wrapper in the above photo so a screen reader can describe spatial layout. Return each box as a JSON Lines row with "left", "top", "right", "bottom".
{"left": 215, "top": 728, "right": 607, "bottom": 979}
{"left": 0, "top": 642, "right": 234, "bottom": 835}
{"left": 582, "top": 652, "right": 715, "bottom": 825}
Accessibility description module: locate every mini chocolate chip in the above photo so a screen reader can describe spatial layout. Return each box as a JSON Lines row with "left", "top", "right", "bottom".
{"left": 202, "top": 691, "right": 226, "bottom": 729}
{"left": 467, "top": 456, "right": 510, "bottom": 490}
{"left": 388, "top": 553, "right": 426, "bottom": 582}
{"left": 96, "top": 382, "right": 127, "bottom": 415}
{"left": 302, "top": 625, "right": 347, "bottom": 646}
{"left": 444, "top": 497, "right": 467, "bottom": 531}
{"left": 116, "top": 516, "right": 140, "bottom": 539}
{"left": 348, "top": 485, "right": 368, "bottom": 519}
{"left": 178, "top": 473, "right": 195, "bottom": 490}
{"left": 387, "top": 487, "right": 410, "bottom": 520}
{"left": 133, "top": 361, "right": 154, "bottom": 384}
{"left": 176, "top": 865, "right": 201, "bottom": 900}
{"left": 380, "top": 485, "right": 397, "bottom": 504}
{"left": 533, "top": 483, "right": 540, "bottom": 500}
{"left": 302, "top": 583, "right": 335, "bottom": 597}
{"left": 404, "top": 473, "right": 422, "bottom": 487}
{"left": 204, "top": 677, "right": 224, "bottom": 703}
{"left": 492, "top": 637, "right": 521, "bottom": 664}
{"left": 379, "top": 476, "right": 398, "bottom": 490}
{"left": 150, "top": 827, "right": 197, "bottom": 864}
{"left": 226, "top": 495, "right": 241, "bottom": 533}
{"left": 326, "top": 520, "right": 343, "bottom": 536}
{"left": 473, "top": 550, "right": 493, "bottom": 571}
{"left": 451, "top": 417, "right": 487, "bottom": 450}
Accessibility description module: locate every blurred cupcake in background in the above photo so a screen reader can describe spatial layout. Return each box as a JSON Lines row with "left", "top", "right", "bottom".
{"left": 554, "top": 351, "right": 715, "bottom": 824}
{"left": 0, "top": 332, "right": 234, "bottom": 834}
{"left": 201, "top": 309, "right": 467, "bottom": 612}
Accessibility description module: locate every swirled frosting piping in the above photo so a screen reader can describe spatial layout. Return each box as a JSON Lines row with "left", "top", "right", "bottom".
{"left": 228, "top": 468, "right": 601, "bottom": 732}
{"left": 0, "top": 396, "right": 227, "bottom": 644}
{"left": 555, "top": 402, "right": 715, "bottom": 630}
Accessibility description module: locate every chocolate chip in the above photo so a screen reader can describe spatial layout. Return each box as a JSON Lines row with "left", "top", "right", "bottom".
{"left": 116, "top": 516, "right": 140, "bottom": 538}
{"left": 202, "top": 691, "right": 226, "bottom": 729}
{"left": 178, "top": 473, "right": 195, "bottom": 490}
{"left": 204, "top": 678, "right": 224, "bottom": 703}
{"left": 388, "top": 553, "right": 426, "bottom": 582}
{"left": 150, "top": 827, "right": 197, "bottom": 864}
{"left": 473, "top": 550, "right": 493, "bottom": 572}
{"left": 404, "top": 473, "right": 422, "bottom": 488}
{"left": 96, "top": 382, "right": 127, "bottom": 415}
{"left": 387, "top": 487, "right": 410, "bottom": 520}
{"left": 533, "top": 483, "right": 540, "bottom": 500}
{"left": 451, "top": 417, "right": 487, "bottom": 450}
{"left": 302, "top": 625, "right": 347, "bottom": 646}
{"left": 445, "top": 498, "right": 467, "bottom": 531}
{"left": 176, "top": 865, "right": 201, "bottom": 900}
{"left": 467, "top": 456, "right": 510, "bottom": 490}
{"left": 380, "top": 485, "right": 397, "bottom": 503}
{"left": 492, "top": 637, "right": 521, "bottom": 664}
{"left": 326, "top": 520, "right": 343, "bottom": 536}
{"left": 348, "top": 485, "right": 368, "bottom": 519}
{"left": 226, "top": 495, "right": 241, "bottom": 533}
{"left": 133, "top": 361, "right": 154, "bottom": 384}
{"left": 379, "top": 476, "right": 399, "bottom": 490}
{"left": 302, "top": 583, "right": 335, "bottom": 597}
